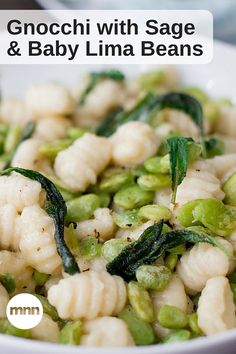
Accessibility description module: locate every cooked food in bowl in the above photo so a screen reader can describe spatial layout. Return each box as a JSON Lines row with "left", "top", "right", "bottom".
{"left": 0, "top": 66, "right": 236, "bottom": 347}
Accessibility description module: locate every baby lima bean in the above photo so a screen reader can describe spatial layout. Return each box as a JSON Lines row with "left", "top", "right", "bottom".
{"left": 39, "top": 139, "right": 73, "bottom": 159}
{"left": 136, "top": 265, "right": 172, "bottom": 291}
{"left": 162, "top": 329, "right": 191, "bottom": 344}
{"left": 188, "top": 313, "right": 202, "bottom": 335}
{"left": 157, "top": 305, "right": 188, "bottom": 329}
{"left": 138, "top": 204, "right": 171, "bottom": 222}
{"left": 99, "top": 169, "right": 134, "bottom": 194}
{"left": 177, "top": 198, "right": 236, "bottom": 236}
{"left": 118, "top": 306, "right": 155, "bottom": 345}
{"left": 114, "top": 185, "right": 154, "bottom": 210}
{"left": 59, "top": 321, "right": 82, "bottom": 345}
{"left": 144, "top": 156, "right": 170, "bottom": 174}
{"left": 223, "top": 172, "right": 236, "bottom": 206}
{"left": 66, "top": 193, "right": 100, "bottom": 223}
{"left": 137, "top": 174, "right": 170, "bottom": 191}
{"left": 79, "top": 236, "right": 101, "bottom": 260}
{"left": 0, "top": 319, "right": 30, "bottom": 338}
{"left": 0, "top": 273, "right": 16, "bottom": 293}
{"left": 113, "top": 210, "right": 142, "bottom": 228}
{"left": 102, "top": 239, "right": 129, "bottom": 262}
{"left": 127, "top": 281, "right": 154, "bottom": 323}
{"left": 165, "top": 253, "right": 178, "bottom": 271}
{"left": 33, "top": 270, "right": 49, "bottom": 287}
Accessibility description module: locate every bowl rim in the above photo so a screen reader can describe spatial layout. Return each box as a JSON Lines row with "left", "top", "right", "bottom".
{"left": 1, "top": 327, "right": 236, "bottom": 353}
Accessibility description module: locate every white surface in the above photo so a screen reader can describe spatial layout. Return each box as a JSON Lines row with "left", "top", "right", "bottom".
{"left": 0, "top": 40, "right": 236, "bottom": 353}
{"left": 0, "top": 40, "right": 235, "bottom": 101}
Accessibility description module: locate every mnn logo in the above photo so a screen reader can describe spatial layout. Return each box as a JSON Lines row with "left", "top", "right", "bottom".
{"left": 10, "top": 306, "right": 40, "bottom": 316}
{"left": 7, "top": 293, "right": 43, "bottom": 329}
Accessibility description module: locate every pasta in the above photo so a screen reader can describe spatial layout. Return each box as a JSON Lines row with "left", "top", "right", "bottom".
{"left": 0, "top": 174, "right": 44, "bottom": 212}
{"left": 151, "top": 274, "right": 188, "bottom": 314}
{"left": 19, "top": 205, "right": 61, "bottom": 274}
{"left": 54, "top": 133, "right": 112, "bottom": 191}
{"left": 74, "top": 80, "right": 124, "bottom": 127}
{"left": 208, "top": 153, "right": 236, "bottom": 182}
{"left": 214, "top": 105, "right": 236, "bottom": 137}
{"left": 33, "top": 116, "right": 71, "bottom": 142}
{"left": 177, "top": 238, "right": 234, "bottom": 294}
{"left": 31, "top": 314, "right": 60, "bottom": 342}
{"left": 0, "top": 251, "right": 35, "bottom": 294}
{"left": 24, "top": 82, "right": 75, "bottom": 118}
{"left": 75, "top": 208, "right": 116, "bottom": 242}
{"left": 0, "top": 98, "right": 29, "bottom": 125}
{"left": 154, "top": 188, "right": 172, "bottom": 208}
{"left": 160, "top": 109, "right": 200, "bottom": 138}
{"left": 174, "top": 159, "right": 224, "bottom": 208}
{"left": 12, "top": 138, "right": 53, "bottom": 174}
{"left": 197, "top": 276, "right": 236, "bottom": 335}
{"left": 80, "top": 316, "right": 134, "bottom": 347}
{"left": 110, "top": 121, "right": 159, "bottom": 167}
{"left": 0, "top": 204, "right": 21, "bottom": 251}
{"left": 47, "top": 271, "right": 127, "bottom": 320}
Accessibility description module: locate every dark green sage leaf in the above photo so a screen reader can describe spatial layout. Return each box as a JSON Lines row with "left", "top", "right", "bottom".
{"left": 166, "top": 137, "right": 193, "bottom": 204}
{"left": 0, "top": 167, "right": 79, "bottom": 275}
{"left": 96, "top": 92, "right": 204, "bottom": 137}
{"left": 107, "top": 220, "right": 225, "bottom": 280}
{"left": 96, "top": 93, "right": 158, "bottom": 137}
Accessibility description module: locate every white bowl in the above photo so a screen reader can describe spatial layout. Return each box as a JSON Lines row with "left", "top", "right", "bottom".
{"left": 0, "top": 40, "right": 236, "bottom": 353}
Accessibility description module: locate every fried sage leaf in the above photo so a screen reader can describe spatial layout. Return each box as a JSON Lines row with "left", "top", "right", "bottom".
{"left": 0, "top": 167, "right": 79, "bottom": 275}
{"left": 97, "top": 92, "right": 204, "bottom": 137}
{"left": 107, "top": 220, "right": 226, "bottom": 280}
{"left": 166, "top": 137, "right": 193, "bottom": 204}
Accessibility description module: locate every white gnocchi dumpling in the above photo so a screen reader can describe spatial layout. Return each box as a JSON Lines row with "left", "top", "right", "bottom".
{"left": 34, "top": 116, "right": 71, "bottom": 142}
{"left": 208, "top": 153, "right": 236, "bottom": 182}
{"left": 19, "top": 205, "right": 61, "bottom": 274}
{"left": 80, "top": 317, "right": 134, "bottom": 347}
{"left": 197, "top": 276, "right": 236, "bottom": 335}
{"left": 31, "top": 314, "right": 60, "bottom": 342}
{"left": 151, "top": 274, "right": 188, "bottom": 314}
{"left": 177, "top": 238, "right": 234, "bottom": 294}
{"left": 110, "top": 121, "right": 159, "bottom": 167}
{"left": 24, "top": 82, "right": 75, "bottom": 118}
{"left": 0, "top": 97, "right": 29, "bottom": 125}
{"left": 214, "top": 105, "right": 236, "bottom": 137}
{"left": 0, "top": 174, "right": 44, "bottom": 212}
{"left": 174, "top": 159, "right": 224, "bottom": 208}
{"left": 0, "top": 204, "right": 21, "bottom": 251}
{"left": 54, "top": 133, "right": 112, "bottom": 191}
{"left": 11, "top": 138, "right": 53, "bottom": 174}
{"left": 74, "top": 80, "right": 124, "bottom": 127}
{"left": 48, "top": 271, "right": 127, "bottom": 320}
{"left": 75, "top": 208, "right": 116, "bottom": 242}
{"left": 0, "top": 250, "right": 35, "bottom": 294}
